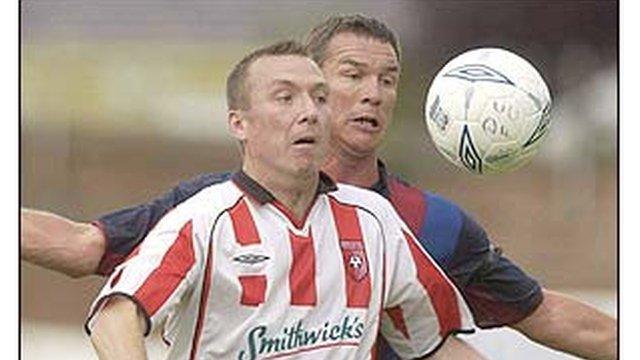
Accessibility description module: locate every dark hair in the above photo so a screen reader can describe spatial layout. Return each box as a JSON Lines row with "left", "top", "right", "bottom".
{"left": 226, "top": 40, "right": 308, "bottom": 110}
{"left": 304, "top": 14, "right": 401, "bottom": 65}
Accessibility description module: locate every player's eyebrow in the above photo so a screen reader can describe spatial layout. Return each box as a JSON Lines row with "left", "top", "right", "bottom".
{"left": 338, "top": 59, "right": 366, "bottom": 69}
{"left": 270, "top": 79, "right": 328, "bottom": 91}
{"left": 339, "top": 59, "right": 399, "bottom": 73}
{"left": 270, "top": 79, "right": 296, "bottom": 89}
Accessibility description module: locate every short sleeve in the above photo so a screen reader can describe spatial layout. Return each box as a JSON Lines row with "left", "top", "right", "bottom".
{"left": 448, "top": 210, "right": 543, "bottom": 328}
{"left": 94, "top": 172, "right": 231, "bottom": 275}
{"left": 85, "top": 207, "right": 207, "bottom": 337}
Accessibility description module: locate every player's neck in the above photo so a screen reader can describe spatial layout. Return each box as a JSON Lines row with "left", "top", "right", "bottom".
{"left": 322, "top": 150, "right": 379, "bottom": 189}
{"left": 242, "top": 162, "right": 319, "bottom": 221}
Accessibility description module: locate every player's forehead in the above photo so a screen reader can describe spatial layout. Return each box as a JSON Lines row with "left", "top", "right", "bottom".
{"left": 247, "top": 54, "right": 327, "bottom": 91}
{"left": 323, "top": 32, "right": 399, "bottom": 71}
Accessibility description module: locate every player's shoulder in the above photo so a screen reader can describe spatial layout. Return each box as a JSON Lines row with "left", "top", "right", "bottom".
{"left": 387, "top": 173, "right": 465, "bottom": 218}
{"left": 332, "top": 183, "right": 399, "bottom": 218}
{"left": 172, "top": 177, "right": 242, "bottom": 218}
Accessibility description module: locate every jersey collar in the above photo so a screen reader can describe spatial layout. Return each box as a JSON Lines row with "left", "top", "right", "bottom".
{"left": 369, "top": 160, "right": 391, "bottom": 198}
{"left": 232, "top": 170, "right": 338, "bottom": 205}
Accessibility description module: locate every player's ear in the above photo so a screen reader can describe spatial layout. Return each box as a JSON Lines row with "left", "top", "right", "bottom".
{"left": 228, "top": 109, "right": 248, "bottom": 142}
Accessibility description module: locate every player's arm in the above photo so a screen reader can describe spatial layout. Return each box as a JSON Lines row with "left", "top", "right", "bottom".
{"left": 444, "top": 206, "right": 615, "bottom": 359}
{"left": 512, "top": 289, "right": 616, "bottom": 360}
{"left": 21, "top": 173, "right": 228, "bottom": 277}
{"left": 21, "top": 208, "right": 105, "bottom": 278}
{"left": 90, "top": 295, "right": 148, "bottom": 360}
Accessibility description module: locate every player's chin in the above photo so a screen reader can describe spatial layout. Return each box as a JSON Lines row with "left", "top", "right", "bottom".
{"left": 341, "top": 133, "right": 382, "bottom": 157}
{"left": 288, "top": 155, "right": 323, "bottom": 174}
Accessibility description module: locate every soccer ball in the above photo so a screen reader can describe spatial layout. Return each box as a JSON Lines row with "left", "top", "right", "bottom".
{"left": 424, "top": 47, "right": 552, "bottom": 174}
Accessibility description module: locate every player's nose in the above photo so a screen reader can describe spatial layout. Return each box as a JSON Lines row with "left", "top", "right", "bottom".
{"left": 298, "top": 93, "right": 319, "bottom": 125}
{"left": 360, "top": 76, "right": 382, "bottom": 107}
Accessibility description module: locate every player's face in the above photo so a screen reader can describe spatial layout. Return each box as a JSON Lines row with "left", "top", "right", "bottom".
{"left": 320, "top": 32, "right": 400, "bottom": 158}
{"left": 236, "top": 55, "right": 330, "bottom": 177}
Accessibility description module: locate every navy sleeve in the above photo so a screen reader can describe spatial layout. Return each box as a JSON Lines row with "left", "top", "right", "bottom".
{"left": 94, "top": 172, "right": 232, "bottom": 275}
{"left": 420, "top": 193, "right": 543, "bottom": 329}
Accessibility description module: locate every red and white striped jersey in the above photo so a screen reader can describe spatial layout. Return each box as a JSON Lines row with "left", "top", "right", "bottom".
{"left": 86, "top": 171, "right": 473, "bottom": 359}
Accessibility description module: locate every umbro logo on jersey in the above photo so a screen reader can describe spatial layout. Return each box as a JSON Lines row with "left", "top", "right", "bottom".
{"left": 233, "top": 254, "right": 270, "bottom": 265}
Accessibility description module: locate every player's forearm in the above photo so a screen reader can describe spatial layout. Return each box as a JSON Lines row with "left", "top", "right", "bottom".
{"left": 425, "top": 336, "right": 487, "bottom": 359}
{"left": 21, "top": 208, "right": 106, "bottom": 278}
{"left": 512, "top": 289, "right": 617, "bottom": 360}
{"left": 91, "top": 296, "right": 148, "bottom": 360}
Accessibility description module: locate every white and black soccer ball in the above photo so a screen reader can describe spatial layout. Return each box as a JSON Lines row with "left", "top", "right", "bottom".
{"left": 424, "top": 47, "right": 552, "bottom": 174}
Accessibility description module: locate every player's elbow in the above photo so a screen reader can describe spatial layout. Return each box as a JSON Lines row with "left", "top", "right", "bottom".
{"left": 512, "top": 290, "right": 617, "bottom": 360}
{"left": 21, "top": 209, "right": 107, "bottom": 278}
{"left": 511, "top": 292, "right": 567, "bottom": 345}
{"left": 67, "top": 223, "right": 106, "bottom": 278}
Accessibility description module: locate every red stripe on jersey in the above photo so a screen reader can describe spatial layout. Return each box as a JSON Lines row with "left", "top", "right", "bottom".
{"left": 134, "top": 220, "right": 195, "bottom": 317}
{"left": 239, "top": 275, "right": 267, "bottom": 306}
{"left": 402, "top": 229, "right": 461, "bottom": 336}
{"left": 288, "top": 230, "right": 317, "bottom": 306}
{"left": 190, "top": 235, "right": 215, "bottom": 360}
{"left": 229, "top": 198, "right": 261, "bottom": 245}
{"left": 385, "top": 306, "right": 411, "bottom": 340}
{"left": 329, "top": 197, "right": 371, "bottom": 308}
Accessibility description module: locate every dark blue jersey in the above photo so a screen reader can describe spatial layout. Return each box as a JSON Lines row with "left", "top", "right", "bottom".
{"left": 96, "top": 164, "right": 542, "bottom": 337}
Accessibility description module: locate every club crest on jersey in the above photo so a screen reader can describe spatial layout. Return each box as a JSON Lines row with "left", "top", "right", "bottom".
{"left": 340, "top": 240, "right": 369, "bottom": 282}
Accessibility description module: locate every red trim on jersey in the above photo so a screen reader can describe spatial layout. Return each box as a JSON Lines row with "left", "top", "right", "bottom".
{"left": 329, "top": 197, "right": 372, "bottom": 308}
{"left": 190, "top": 234, "right": 215, "bottom": 360}
{"left": 385, "top": 306, "right": 411, "bottom": 340}
{"left": 239, "top": 275, "right": 267, "bottom": 306}
{"left": 133, "top": 220, "right": 195, "bottom": 317}
{"left": 288, "top": 230, "right": 317, "bottom": 306}
{"left": 272, "top": 199, "right": 314, "bottom": 230}
{"left": 402, "top": 229, "right": 461, "bottom": 336}
{"left": 262, "top": 341, "right": 360, "bottom": 359}
{"left": 229, "top": 198, "right": 261, "bottom": 245}
{"left": 387, "top": 178, "right": 426, "bottom": 237}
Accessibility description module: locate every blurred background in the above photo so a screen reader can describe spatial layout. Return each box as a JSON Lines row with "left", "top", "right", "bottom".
{"left": 20, "top": 0, "right": 617, "bottom": 358}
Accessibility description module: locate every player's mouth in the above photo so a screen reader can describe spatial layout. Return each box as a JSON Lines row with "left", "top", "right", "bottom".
{"left": 348, "top": 115, "right": 381, "bottom": 133}
{"left": 292, "top": 136, "right": 317, "bottom": 148}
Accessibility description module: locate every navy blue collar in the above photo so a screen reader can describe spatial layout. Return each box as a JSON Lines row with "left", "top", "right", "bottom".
{"left": 369, "top": 160, "right": 391, "bottom": 198}
{"left": 232, "top": 170, "right": 338, "bottom": 204}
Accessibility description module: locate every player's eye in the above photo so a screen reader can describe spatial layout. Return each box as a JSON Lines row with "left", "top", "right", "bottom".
{"left": 276, "top": 93, "right": 293, "bottom": 104}
{"left": 315, "top": 94, "right": 327, "bottom": 104}
{"left": 380, "top": 75, "right": 398, "bottom": 87}
{"left": 341, "top": 69, "right": 361, "bottom": 80}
